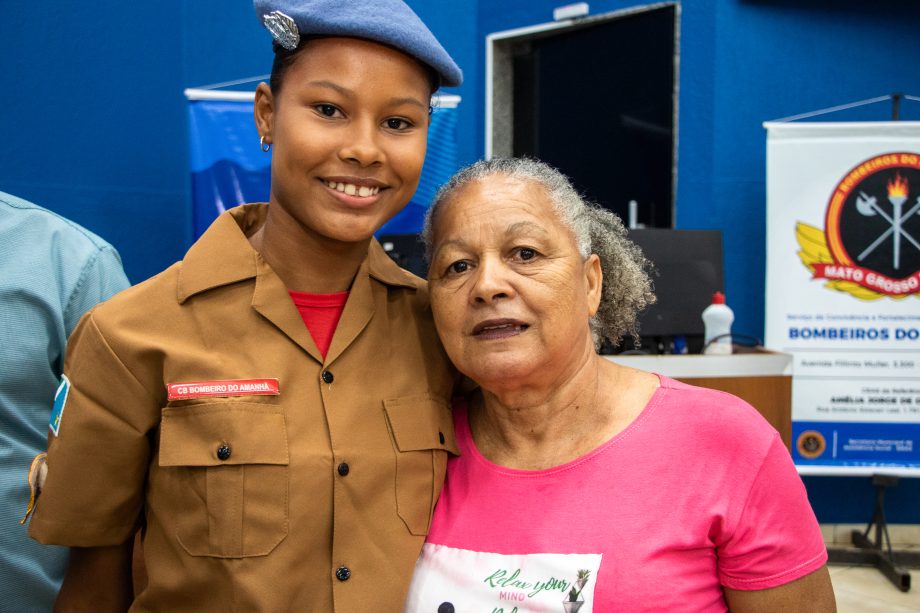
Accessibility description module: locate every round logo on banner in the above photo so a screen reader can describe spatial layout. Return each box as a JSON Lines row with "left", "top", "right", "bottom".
{"left": 796, "top": 430, "right": 827, "bottom": 460}
{"left": 796, "top": 152, "right": 920, "bottom": 300}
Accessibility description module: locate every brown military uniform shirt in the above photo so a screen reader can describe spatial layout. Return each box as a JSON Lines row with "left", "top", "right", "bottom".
{"left": 29, "top": 204, "right": 458, "bottom": 611}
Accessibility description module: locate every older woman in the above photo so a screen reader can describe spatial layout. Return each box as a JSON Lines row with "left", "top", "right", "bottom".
{"left": 405, "top": 158, "right": 835, "bottom": 612}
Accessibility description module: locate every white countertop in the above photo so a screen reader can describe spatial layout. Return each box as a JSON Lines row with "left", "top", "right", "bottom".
{"left": 604, "top": 352, "right": 793, "bottom": 378}
{"left": 795, "top": 465, "right": 920, "bottom": 477}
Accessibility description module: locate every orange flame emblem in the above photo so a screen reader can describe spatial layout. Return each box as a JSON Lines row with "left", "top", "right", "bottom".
{"left": 887, "top": 173, "right": 909, "bottom": 198}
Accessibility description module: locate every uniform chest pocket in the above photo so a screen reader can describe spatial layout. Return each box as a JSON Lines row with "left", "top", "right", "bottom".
{"left": 159, "top": 402, "right": 289, "bottom": 558}
{"left": 384, "top": 395, "right": 459, "bottom": 536}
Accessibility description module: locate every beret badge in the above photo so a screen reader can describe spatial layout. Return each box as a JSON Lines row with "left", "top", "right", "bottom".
{"left": 263, "top": 10, "right": 300, "bottom": 51}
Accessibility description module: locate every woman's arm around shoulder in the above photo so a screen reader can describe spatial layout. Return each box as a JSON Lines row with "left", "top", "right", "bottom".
{"left": 724, "top": 565, "right": 836, "bottom": 612}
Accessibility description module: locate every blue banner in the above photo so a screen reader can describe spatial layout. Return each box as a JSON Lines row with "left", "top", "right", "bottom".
{"left": 793, "top": 420, "right": 920, "bottom": 468}
{"left": 187, "top": 91, "right": 459, "bottom": 239}
{"left": 188, "top": 98, "right": 269, "bottom": 238}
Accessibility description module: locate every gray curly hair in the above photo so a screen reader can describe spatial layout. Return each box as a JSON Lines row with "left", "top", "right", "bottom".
{"left": 422, "top": 157, "right": 656, "bottom": 348}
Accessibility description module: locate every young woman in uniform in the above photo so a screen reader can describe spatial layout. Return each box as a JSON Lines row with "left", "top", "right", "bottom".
{"left": 27, "top": 1, "right": 462, "bottom": 610}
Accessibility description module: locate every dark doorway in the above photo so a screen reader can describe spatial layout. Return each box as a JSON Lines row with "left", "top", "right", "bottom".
{"left": 508, "top": 6, "right": 676, "bottom": 227}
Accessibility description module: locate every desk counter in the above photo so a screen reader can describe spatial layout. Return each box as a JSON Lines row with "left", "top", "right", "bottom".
{"left": 605, "top": 352, "right": 793, "bottom": 449}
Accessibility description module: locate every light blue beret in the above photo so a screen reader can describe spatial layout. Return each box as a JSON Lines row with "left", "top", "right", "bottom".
{"left": 253, "top": 0, "right": 462, "bottom": 88}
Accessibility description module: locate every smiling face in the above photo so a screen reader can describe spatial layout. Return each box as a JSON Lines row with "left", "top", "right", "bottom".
{"left": 254, "top": 37, "right": 431, "bottom": 245}
{"left": 428, "top": 174, "right": 603, "bottom": 392}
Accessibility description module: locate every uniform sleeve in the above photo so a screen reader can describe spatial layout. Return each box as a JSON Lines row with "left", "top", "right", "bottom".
{"left": 717, "top": 434, "right": 828, "bottom": 590}
{"left": 29, "top": 312, "right": 158, "bottom": 547}
{"left": 62, "top": 244, "right": 130, "bottom": 337}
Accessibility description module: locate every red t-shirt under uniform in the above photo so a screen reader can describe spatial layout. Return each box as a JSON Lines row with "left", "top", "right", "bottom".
{"left": 289, "top": 290, "right": 349, "bottom": 359}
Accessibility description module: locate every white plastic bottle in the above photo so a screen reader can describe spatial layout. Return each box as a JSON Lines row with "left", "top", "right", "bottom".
{"left": 702, "top": 292, "right": 734, "bottom": 355}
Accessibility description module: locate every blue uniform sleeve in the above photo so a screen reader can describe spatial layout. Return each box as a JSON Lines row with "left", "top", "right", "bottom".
{"left": 62, "top": 245, "right": 130, "bottom": 338}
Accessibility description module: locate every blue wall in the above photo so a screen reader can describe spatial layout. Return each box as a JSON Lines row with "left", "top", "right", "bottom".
{"left": 2, "top": 1, "right": 919, "bottom": 522}
{"left": 440, "top": 0, "right": 920, "bottom": 343}
{"left": 2, "top": 2, "right": 187, "bottom": 283}
{"left": 692, "top": 0, "right": 920, "bottom": 342}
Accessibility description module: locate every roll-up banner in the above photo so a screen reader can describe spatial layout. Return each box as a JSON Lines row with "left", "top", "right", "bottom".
{"left": 185, "top": 88, "right": 461, "bottom": 239}
{"left": 764, "top": 121, "right": 920, "bottom": 475}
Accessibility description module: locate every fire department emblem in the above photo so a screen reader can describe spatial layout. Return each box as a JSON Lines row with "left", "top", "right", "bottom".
{"left": 796, "top": 152, "right": 920, "bottom": 300}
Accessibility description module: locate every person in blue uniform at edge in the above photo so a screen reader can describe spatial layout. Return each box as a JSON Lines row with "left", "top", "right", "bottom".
{"left": 0, "top": 191, "right": 129, "bottom": 611}
{"left": 25, "top": 1, "right": 463, "bottom": 610}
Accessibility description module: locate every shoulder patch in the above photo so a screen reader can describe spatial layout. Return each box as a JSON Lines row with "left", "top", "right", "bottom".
{"left": 49, "top": 375, "right": 71, "bottom": 436}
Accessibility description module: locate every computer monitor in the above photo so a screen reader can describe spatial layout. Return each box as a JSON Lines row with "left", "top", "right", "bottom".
{"left": 622, "top": 229, "right": 724, "bottom": 354}
{"left": 378, "top": 233, "right": 428, "bottom": 278}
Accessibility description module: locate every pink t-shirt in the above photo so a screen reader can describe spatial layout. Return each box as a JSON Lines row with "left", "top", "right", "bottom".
{"left": 405, "top": 376, "right": 827, "bottom": 612}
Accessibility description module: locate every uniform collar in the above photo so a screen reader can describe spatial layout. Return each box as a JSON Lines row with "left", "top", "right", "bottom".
{"left": 177, "top": 204, "right": 265, "bottom": 303}
{"left": 177, "top": 204, "right": 421, "bottom": 303}
{"left": 366, "top": 239, "right": 423, "bottom": 290}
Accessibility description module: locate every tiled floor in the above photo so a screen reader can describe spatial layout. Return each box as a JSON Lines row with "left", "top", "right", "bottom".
{"left": 831, "top": 564, "right": 920, "bottom": 611}
{"left": 823, "top": 524, "right": 920, "bottom": 611}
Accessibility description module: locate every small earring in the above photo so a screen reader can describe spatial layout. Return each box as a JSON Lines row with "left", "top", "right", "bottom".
{"left": 260, "top": 136, "right": 271, "bottom": 152}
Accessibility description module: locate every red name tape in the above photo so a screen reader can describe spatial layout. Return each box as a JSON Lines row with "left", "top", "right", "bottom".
{"left": 167, "top": 378, "right": 280, "bottom": 401}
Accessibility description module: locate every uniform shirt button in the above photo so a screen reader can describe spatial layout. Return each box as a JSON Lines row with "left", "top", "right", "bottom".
{"left": 217, "top": 443, "right": 232, "bottom": 461}
{"left": 337, "top": 462, "right": 350, "bottom": 476}
{"left": 439, "top": 431, "right": 445, "bottom": 445}
{"left": 321, "top": 370, "right": 334, "bottom": 384}
{"left": 335, "top": 566, "right": 351, "bottom": 581}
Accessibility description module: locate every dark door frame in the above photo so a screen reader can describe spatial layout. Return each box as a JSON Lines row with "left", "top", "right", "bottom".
{"left": 485, "top": 2, "right": 680, "bottom": 226}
